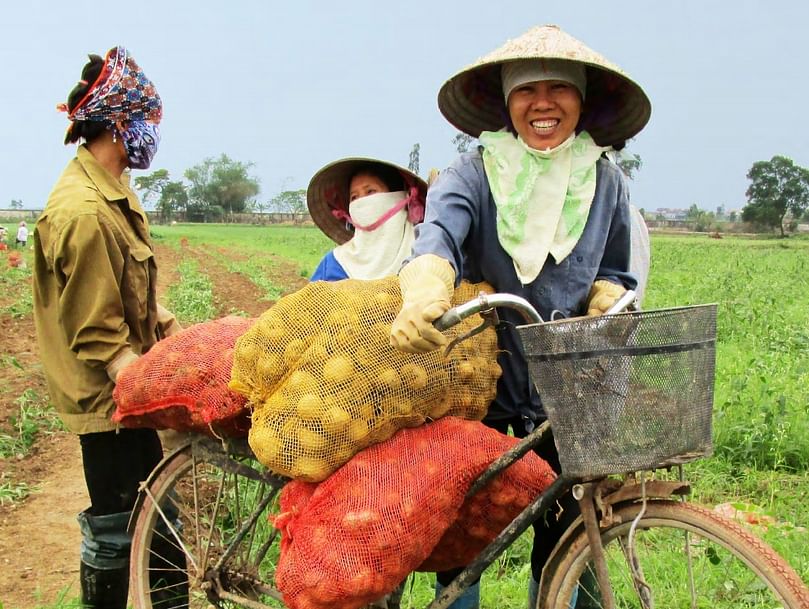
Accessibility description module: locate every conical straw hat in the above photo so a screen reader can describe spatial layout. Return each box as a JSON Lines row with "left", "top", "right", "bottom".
{"left": 307, "top": 157, "right": 428, "bottom": 244}
{"left": 437, "top": 24, "right": 651, "bottom": 147}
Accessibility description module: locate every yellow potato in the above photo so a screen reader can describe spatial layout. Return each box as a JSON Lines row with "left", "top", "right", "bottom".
{"left": 307, "top": 341, "right": 328, "bottom": 362}
{"left": 377, "top": 368, "right": 402, "bottom": 392}
{"left": 372, "top": 290, "right": 396, "bottom": 309}
{"left": 286, "top": 370, "right": 318, "bottom": 393}
{"left": 297, "top": 427, "right": 327, "bottom": 453}
{"left": 348, "top": 418, "right": 369, "bottom": 443}
{"left": 456, "top": 360, "right": 476, "bottom": 381}
{"left": 323, "top": 355, "right": 355, "bottom": 384}
{"left": 400, "top": 363, "right": 428, "bottom": 391}
{"left": 325, "top": 309, "right": 360, "bottom": 331}
{"left": 283, "top": 339, "right": 307, "bottom": 366}
{"left": 322, "top": 406, "right": 352, "bottom": 434}
{"left": 348, "top": 376, "right": 372, "bottom": 401}
{"left": 293, "top": 457, "right": 332, "bottom": 482}
{"left": 256, "top": 353, "right": 283, "bottom": 383}
{"left": 347, "top": 400, "right": 375, "bottom": 422}
{"left": 296, "top": 393, "right": 323, "bottom": 420}
{"left": 264, "top": 324, "right": 287, "bottom": 343}
{"left": 427, "top": 398, "right": 452, "bottom": 420}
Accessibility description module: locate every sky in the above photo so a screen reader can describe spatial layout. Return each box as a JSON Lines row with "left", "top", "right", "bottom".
{"left": 2, "top": 0, "right": 808, "bottom": 213}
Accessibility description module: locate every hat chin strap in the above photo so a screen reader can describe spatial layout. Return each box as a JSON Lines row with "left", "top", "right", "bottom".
{"left": 331, "top": 187, "right": 418, "bottom": 232}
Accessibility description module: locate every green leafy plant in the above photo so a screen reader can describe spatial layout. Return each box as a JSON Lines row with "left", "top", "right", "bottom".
{"left": 166, "top": 258, "right": 217, "bottom": 324}
{"left": 0, "top": 389, "right": 63, "bottom": 459}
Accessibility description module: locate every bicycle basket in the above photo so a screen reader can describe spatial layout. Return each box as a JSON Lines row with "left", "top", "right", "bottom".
{"left": 519, "top": 304, "right": 716, "bottom": 478}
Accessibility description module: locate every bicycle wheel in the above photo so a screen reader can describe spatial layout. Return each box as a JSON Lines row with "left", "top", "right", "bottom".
{"left": 542, "top": 500, "right": 808, "bottom": 609}
{"left": 129, "top": 441, "right": 287, "bottom": 609}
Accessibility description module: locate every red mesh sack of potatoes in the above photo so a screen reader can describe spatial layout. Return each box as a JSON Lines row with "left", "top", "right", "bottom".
{"left": 417, "top": 441, "right": 556, "bottom": 572}
{"left": 112, "top": 316, "right": 255, "bottom": 436}
{"left": 272, "top": 417, "right": 553, "bottom": 609}
{"left": 232, "top": 277, "right": 501, "bottom": 482}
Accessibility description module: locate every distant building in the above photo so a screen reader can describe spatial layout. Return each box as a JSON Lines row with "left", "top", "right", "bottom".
{"left": 653, "top": 208, "right": 688, "bottom": 221}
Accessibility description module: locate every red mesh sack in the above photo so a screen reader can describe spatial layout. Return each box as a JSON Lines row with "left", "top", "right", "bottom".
{"left": 112, "top": 316, "right": 255, "bottom": 436}
{"left": 417, "top": 441, "right": 556, "bottom": 572}
{"left": 272, "top": 417, "right": 555, "bottom": 609}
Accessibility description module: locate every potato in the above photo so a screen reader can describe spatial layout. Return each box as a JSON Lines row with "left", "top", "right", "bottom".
{"left": 283, "top": 339, "right": 307, "bottom": 366}
{"left": 295, "top": 393, "right": 323, "bottom": 421}
{"left": 297, "top": 427, "right": 328, "bottom": 453}
{"left": 286, "top": 370, "right": 318, "bottom": 393}
{"left": 323, "top": 355, "right": 354, "bottom": 384}
{"left": 256, "top": 353, "right": 283, "bottom": 384}
{"left": 376, "top": 368, "right": 402, "bottom": 392}
{"left": 292, "top": 456, "right": 332, "bottom": 481}
{"left": 322, "top": 406, "right": 352, "bottom": 435}
{"left": 348, "top": 419, "right": 369, "bottom": 443}
{"left": 400, "top": 363, "right": 428, "bottom": 391}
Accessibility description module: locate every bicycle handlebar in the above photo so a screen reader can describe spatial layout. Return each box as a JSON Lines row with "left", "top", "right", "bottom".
{"left": 434, "top": 289, "right": 637, "bottom": 331}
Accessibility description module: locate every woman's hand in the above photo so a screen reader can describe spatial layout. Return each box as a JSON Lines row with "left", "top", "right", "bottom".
{"left": 106, "top": 348, "right": 139, "bottom": 383}
{"left": 390, "top": 255, "right": 455, "bottom": 353}
{"left": 390, "top": 299, "right": 451, "bottom": 353}
{"left": 586, "top": 280, "right": 626, "bottom": 316}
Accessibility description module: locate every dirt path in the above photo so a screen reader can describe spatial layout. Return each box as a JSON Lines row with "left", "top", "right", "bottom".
{"left": 0, "top": 245, "right": 306, "bottom": 609}
{"left": 0, "top": 313, "right": 87, "bottom": 606}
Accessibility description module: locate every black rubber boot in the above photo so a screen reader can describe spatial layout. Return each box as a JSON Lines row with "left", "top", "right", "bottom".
{"left": 80, "top": 562, "right": 129, "bottom": 609}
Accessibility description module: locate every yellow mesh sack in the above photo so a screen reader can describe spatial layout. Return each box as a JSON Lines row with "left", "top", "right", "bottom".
{"left": 230, "top": 277, "right": 501, "bottom": 481}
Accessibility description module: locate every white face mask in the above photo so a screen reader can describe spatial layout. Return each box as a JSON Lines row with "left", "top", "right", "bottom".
{"left": 334, "top": 191, "right": 416, "bottom": 280}
{"left": 348, "top": 191, "right": 407, "bottom": 229}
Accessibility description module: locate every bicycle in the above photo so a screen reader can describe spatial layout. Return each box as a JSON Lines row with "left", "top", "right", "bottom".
{"left": 128, "top": 293, "right": 809, "bottom": 609}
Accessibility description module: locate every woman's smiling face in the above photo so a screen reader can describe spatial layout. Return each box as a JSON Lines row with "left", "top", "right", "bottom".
{"left": 507, "top": 79, "right": 582, "bottom": 150}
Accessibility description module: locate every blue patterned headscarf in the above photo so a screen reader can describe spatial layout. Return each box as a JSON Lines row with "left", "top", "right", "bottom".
{"left": 58, "top": 46, "right": 162, "bottom": 125}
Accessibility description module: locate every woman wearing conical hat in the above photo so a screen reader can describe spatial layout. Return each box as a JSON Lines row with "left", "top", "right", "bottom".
{"left": 389, "top": 25, "right": 651, "bottom": 608}
{"left": 307, "top": 158, "right": 427, "bottom": 281}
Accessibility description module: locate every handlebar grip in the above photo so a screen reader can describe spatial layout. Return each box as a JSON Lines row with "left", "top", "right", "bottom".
{"left": 604, "top": 289, "right": 637, "bottom": 315}
{"left": 434, "top": 308, "right": 462, "bottom": 332}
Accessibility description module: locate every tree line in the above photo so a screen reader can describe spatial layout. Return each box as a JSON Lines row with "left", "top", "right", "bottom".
{"left": 129, "top": 144, "right": 809, "bottom": 236}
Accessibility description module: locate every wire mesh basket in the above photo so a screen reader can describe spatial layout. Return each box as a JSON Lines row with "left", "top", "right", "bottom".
{"left": 519, "top": 304, "right": 717, "bottom": 479}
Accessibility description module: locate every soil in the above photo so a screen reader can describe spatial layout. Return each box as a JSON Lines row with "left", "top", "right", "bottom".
{"left": 0, "top": 244, "right": 307, "bottom": 609}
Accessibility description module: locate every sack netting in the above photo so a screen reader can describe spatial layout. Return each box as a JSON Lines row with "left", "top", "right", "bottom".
{"left": 273, "top": 417, "right": 554, "bottom": 609}
{"left": 112, "top": 316, "right": 254, "bottom": 436}
{"left": 231, "top": 277, "right": 501, "bottom": 481}
{"left": 418, "top": 445, "right": 555, "bottom": 572}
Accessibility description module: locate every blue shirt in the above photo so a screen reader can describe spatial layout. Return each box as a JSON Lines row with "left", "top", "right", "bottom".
{"left": 311, "top": 251, "right": 348, "bottom": 281}
{"left": 412, "top": 150, "right": 637, "bottom": 422}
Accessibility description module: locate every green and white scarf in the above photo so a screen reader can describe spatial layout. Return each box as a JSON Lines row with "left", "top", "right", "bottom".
{"left": 480, "top": 129, "right": 608, "bottom": 284}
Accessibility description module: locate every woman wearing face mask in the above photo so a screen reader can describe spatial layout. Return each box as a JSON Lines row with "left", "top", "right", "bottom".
{"left": 32, "top": 47, "right": 185, "bottom": 609}
{"left": 389, "top": 25, "right": 651, "bottom": 609}
{"left": 308, "top": 158, "right": 427, "bottom": 281}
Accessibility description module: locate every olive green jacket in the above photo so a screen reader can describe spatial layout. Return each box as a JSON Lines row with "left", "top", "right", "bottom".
{"left": 33, "top": 145, "right": 175, "bottom": 433}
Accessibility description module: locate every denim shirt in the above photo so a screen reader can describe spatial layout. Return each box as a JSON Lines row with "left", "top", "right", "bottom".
{"left": 412, "top": 150, "right": 637, "bottom": 422}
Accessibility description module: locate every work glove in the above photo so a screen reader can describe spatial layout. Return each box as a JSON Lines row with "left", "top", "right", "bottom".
{"left": 586, "top": 280, "right": 626, "bottom": 316}
{"left": 390, "top": 254, "right": 455, "bottom": 353}
{"left": 157, "top": 302, "right": 183, "bottom": 338}
{"left": 106, "top": 348, "right": 139, "bottom": 384}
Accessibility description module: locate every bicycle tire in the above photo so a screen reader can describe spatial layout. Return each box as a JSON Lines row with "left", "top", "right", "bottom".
{"left": 129, "top": 443, "right": 287, "bottom": 609}
{"left": 541, "top": 500, "right": 808, "bottom": 609}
